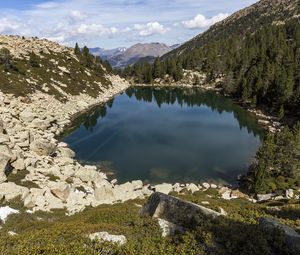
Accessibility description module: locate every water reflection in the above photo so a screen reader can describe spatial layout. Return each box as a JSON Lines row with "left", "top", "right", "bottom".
{"left": 63, "top": 87, "right": 265, "bottom": 184}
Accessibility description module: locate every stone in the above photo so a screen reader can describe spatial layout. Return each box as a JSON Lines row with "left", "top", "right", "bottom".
{"left": 19, "top": 110, "right": 36, "bottom": 122}
{"left": 202, "top": 183, "right": 210, "bottom": 189}
{"left": 158, "top": 218, "right": 185, "bottom": 237}
{"left": 89, "top": 232, "right": 127, "bottom": 246}
{"left": 259, "top": 218, "right": 300, "bottom": 254}
{"left": 131, "top": 180, "right": 143, "bottom": 190}
{"left": 30, "top": 139, "right": 56, "bottom": 156}
{"left": 94, "top": 185, "right": 115, "bottom": 203}
{"left": 51, "top": 186, "right": 71, "bottom": 202}
{"left": 0, "top": 134, "right": 9, "bottom": 144}
{"left": 154, "top": 183, "right": 173, "bottom": 194}
{"left": 257, "top": 193, "right": 274, "bottom": 202}
{"left": 210, "top": 184, "right": 218, "bottom": 189}
{"left": 56, "top": 147, "right": 75, "bottom": 158}
{"left": 285, "top": 189, "right": 294, "bottom": 199}
{"left": 186, "top": 183, "right": 199, "bottom": 193}
{"left": 11, "top": 158, "right": 25, "bottom": 171}
{"left": 75, "top": 168, "right": 102, "bottom": 183}
{"left": 0, "top": 154, "right": 10, "bottom": 183}
{"left": 0, "top": 119, "right": 4, "bottom": 133}
{"left": 141, "top": 192, "right": 221, "bottom": 229}
{"left": 0, "top": 182, "right": 29, "bottom": 201}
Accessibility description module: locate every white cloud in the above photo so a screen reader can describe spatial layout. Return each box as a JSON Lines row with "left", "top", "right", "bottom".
{"left": 182, "top": 13, "right": 229, "bottom": 29}
{"left": 34, "top": 1, "right": 60, "bottom": 9}
{"left": 69, "top": 10, "right": 87, "bottom": 22}
{"left": 0, "top": 18, "right": 20, "bottom": 33}
{"left": 76, "top": 24, "right": 118, "bottom": 36}
{"left": 133, "top": 22, "right": 168, "bottom": 37}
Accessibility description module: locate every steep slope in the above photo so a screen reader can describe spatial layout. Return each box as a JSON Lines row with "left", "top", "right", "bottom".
{"left": 164, "top": 0, "right": 299, "bottom": 58}
{"left": 107, "top": 43, "right": 175, "bottom": 68}
{"left": 0, "top": 36, "right": 116, "bottom": 100}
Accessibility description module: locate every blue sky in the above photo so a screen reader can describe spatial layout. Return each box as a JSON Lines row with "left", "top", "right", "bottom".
{"left": 0, "top": 0, "right": 258, "bottom": 48}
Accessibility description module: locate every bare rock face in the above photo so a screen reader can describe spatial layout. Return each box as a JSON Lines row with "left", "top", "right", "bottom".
{"left": 140, "top": 192, "right": 221, "bottom": 229}
{"left": 30, "top": 139, "right": 56, "bottom": 156}
{"left": 259, "top": 218, "right": 300, "bottom": 254}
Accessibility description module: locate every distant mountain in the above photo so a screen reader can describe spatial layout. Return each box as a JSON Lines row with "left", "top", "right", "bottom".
{"left": 89, "top": 47, "right": 126, "bottom": 61}
{"left": 92, "top": 43, "right": 179, "bottom": 69}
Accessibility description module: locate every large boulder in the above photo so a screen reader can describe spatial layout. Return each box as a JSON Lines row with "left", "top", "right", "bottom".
{"left": 56, "top": 147, "right": 75, "bottom": 158}
{"left": 94, "top": 185, "right": 115, "bottom": 203}
{"left": 140, "top": 192, "right": 221, "bottom": 229}
{"left": 259, "top": 218, "right": 300, "bottom": 254}
{"left": 30, "top": 139, "right": 56, "bottom": 156}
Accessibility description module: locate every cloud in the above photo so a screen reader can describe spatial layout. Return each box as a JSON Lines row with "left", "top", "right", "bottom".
{"left": 133, "top": 22, "right": 168, "bottom": 37}
{"left": 76, "top": 24, "right": 118, "bottom": 36}
{"left": 182, "top": 13, "right": 229, "bottom": 29}
{"left": 68, "top": 10, "right": 87, "bottom": 23}
{"left": 0, "top": 18, "right": 20, "bottom": 33}
{"left": 34, "top": 1, "right": 60, "bottom": 9}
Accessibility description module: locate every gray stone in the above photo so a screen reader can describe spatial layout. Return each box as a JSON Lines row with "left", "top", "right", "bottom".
{"left": 0, "top": 154, "right": 9, "bottom": 183}
{"left": 158, "top": 218, "right": 185, "bottom": 237}
{"left": 285, "top": 189, "right": 294, "bottom": 199}
{"left": 30, "top": 139, "right": 56, "bottom": 156}
{"left": 20, "top": 110, "right": 36, "bottom": 122}
{"left": 94, "top": 185, "right": 115, "bottom": 203}
{"left": 56, "top": 147, "right": 75, "bottom": 158}
{"left": 186, "top": 183, "right": 199, "bottom": 193}
{"left": 140, "top": 192, "right": 221, "bottom": 229}
{"left": 257, "top": 193, "right": 274, "bottom": 202}
{"left": 0, "top": 134, "right": 9, "bottom": 144}
{"left": 89, "top": 232, "right": 127, "bottom": 246}
{"left": 51, "top": 186, "right": 71, "bottom": 202}
{"left": 202, "top": 182, "right": 210, "bottom": 189}
{"left": 11, "top": 158, "right": 25, "bottom": 171}
{"left": 259, "top": 218, "right": 300, "bottom": 254}
{"left": 154, "top": 183, "right": 173, "bottom": 194}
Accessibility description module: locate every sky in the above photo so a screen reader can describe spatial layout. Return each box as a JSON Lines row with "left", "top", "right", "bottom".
{"left": 0, "top": 0, "right": 258, "bottom": 49}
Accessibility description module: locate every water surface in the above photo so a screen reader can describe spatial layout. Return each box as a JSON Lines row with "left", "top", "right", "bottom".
{"left": 64, "top": 87, "right": 265, "bottom": 184}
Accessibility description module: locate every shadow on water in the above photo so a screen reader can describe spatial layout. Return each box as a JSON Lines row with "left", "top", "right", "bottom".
{"left": 62, "top": 87, "right": 266, "bottom": 184}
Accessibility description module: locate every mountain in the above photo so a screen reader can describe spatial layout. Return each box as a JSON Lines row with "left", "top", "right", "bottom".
{"left": 89, "top": 47, "right": 127, "bottom": 61}
{"left": 93, "top": 43, "right": 178, "bottom": 69}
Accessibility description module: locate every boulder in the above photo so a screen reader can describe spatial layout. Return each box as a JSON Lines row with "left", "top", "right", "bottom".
{"left": 0, "top": 182, "right": 29, "bottom": 201}
{"left": 0, "top": 134, "right": 9, "bottom": 144}
{"left": 30, "top": 139, "right": 56, "bottom": 156}
{"left": 75, "top": 167, "right": 103, "bottom": 183}
{"left": 94, "top": 185, "right": 115, "bottom": 203}
{"left": 132, "top": 180, "right": 143, "bottom": 190}
{"left": 186, "top": 183, "right": 199, "bottom": 193}
{"left": 158, "top": 218, "right": 185, "bottom": 237}
{"left": 0, "top": 154, "right": 10, "bottom": 183}
{"left": 89, "top": 232, "right": 127, "bottom": 246}
{"left": 202, "top": 183, "right": 210, "bottom": 189}
{"left": 51, "top": 186, "right": 71, "bottom": 202}
{"left": 11, "top": 158, "right": 25, "bottom": 171}
{"left": 257, "top": 193, "right": 274, "bottom": 202}
{"left": 19, "top": 110, "right": 36, "bottom": 122}
{"left": 140, "top": 192, "right": 221, "bottom": 229}
{"left": 259, "top": 218, "right": 300, "bottom": 254}
{"left": 285, "top": 189, "right": 294, "bottom": 199}
{"left": 56, "top": 147, "right": 75, "bottom": 158}
{"left": 154, "top": 183, "right": 173, "bottom": 194}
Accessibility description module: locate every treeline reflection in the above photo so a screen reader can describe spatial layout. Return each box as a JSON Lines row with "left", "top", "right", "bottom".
{"left": 74, "top": 87, "right": 265, "bottom": 139}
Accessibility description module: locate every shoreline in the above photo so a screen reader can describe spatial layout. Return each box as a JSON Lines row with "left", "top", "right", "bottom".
{"left": 0, "top": 76, "right": 288, "bottom": 216}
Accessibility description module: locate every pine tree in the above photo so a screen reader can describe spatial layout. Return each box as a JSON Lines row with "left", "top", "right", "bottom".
{"left": 74, "top": 43, "right": 81, "bottom": 56}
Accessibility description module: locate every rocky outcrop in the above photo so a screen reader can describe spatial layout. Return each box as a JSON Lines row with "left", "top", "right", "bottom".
{"left": 259, "top": 218, "right": 300, "bottom": 254}
{"left": 141, "top": 192, "right": 222, "bottom": 230}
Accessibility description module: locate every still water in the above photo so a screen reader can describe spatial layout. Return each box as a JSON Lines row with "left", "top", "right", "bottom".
{"left": 63, "top": 87, "right": 265, "bottom": 184}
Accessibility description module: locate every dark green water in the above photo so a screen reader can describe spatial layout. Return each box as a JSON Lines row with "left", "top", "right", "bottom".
{"left": 64, "top": 87, "right": 265, "bottom": 184}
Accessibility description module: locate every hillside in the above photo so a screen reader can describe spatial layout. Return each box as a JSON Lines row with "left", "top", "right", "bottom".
{"left": 164, "top": 0, "right": 299, "bottom": 58}
{"left": 0, "top": 36, "right": 116, "bottom": 100}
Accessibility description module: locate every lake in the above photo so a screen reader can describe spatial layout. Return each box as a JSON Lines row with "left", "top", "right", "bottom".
{"left": 63, "top": 87, "right": 265, "bottom": 184}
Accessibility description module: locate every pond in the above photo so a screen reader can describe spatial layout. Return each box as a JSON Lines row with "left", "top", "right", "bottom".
{"left": 63, "top": 87, "right": 265, "bottom": 185}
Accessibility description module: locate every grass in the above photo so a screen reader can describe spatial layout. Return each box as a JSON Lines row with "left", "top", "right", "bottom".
{"left": 0, "top": 190, "right": 299, "bottom": 255}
